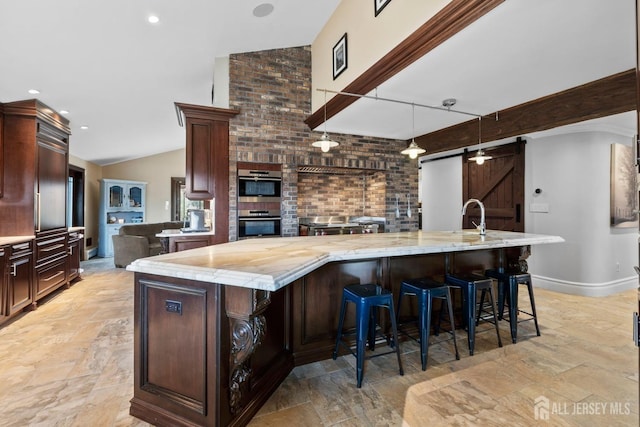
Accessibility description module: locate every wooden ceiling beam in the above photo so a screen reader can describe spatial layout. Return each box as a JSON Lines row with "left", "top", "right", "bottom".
{"left": 416, "top": 68, "right": 637, "bottom": 154}
{"left": 304, "top": 0, "right": 505, "bottom": 130}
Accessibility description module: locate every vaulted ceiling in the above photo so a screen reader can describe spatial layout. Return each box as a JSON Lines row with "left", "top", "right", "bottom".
{"left": 0, "top": 0, "right": 635, "bottom": 165}
{"left": 312, "top": 0, "right": 637, "bottom": 155}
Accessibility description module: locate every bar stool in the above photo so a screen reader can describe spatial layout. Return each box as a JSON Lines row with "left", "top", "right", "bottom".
{"left": 396, "top": 277, "right": 460, "bottom": 370}
{"left": 445, "top": 273, "right": 502, "bottom": 355}
{"left": 332, "top": 283, "right": 404, "bottom": 388}
{"left": 485, "top": 269, "right": 540, "bottom": 343}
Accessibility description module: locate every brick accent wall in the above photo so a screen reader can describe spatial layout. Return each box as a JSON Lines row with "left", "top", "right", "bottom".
{"left": 228, "top": 46, "right": 418, "bottom": 238}
{"left": 297, "top": 171, "right": 386, "bottom": 218}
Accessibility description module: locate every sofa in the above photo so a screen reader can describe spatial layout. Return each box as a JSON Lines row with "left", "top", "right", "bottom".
{"left": 112, "top": 221, "right": 183, "bottom": 267}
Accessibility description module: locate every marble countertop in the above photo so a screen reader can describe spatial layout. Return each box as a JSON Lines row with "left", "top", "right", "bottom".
{"left": 127, "top": 230, "right": 564, "bottom": 292}
{"left": 0, "top": 235, "right": 35, "bottom": 246}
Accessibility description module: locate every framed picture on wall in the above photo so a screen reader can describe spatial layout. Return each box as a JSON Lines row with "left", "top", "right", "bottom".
{"left": 375, "top": 0, "right": 391, "bottom": 16}
{"left": 332, "top": 33, "right": 348, "bottom": 80}
{"left": 610, "top": 143, "right": 639, "bottom": 228}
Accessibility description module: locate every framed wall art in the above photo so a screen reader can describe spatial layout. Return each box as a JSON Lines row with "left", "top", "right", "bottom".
{"left": 375, "top": 0, "right": 392, "bottom": 16}
{"left": 332, "top": 33, "right": 348, "bottom": 80}
{"left": 610, "top": 142, "right": 638, "bottom": 228}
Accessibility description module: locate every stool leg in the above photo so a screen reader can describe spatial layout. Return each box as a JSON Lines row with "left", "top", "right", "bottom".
{"left": 419, "top": 292, "right": 430, "bottom": 371}
{"left": 367, "top": 306, "right": 378, "bottom": 351}
{"left": 526, "top": 279, "right": 541, "bottom": 337}
{"left": 355, "top": 302, "right": 369, "bottom": 388}
{"left": 387, "top": 300, "right": 404, "bottom": 377}
{"left": 476, "top": 288, "right": 487, "bottom": 326}
{"left": 445, "top": 287, "right": 460, "bottom": 360}
{"left": 497, "top": 279, "right": 506, "bottom": 320}
{"left": 466, "top": 283, "right": 476, "bottom": 355}
{"left": 487, "top": 285, "right": 503, "bottom": 348}
{"left": 396, "top": 288, "right": 405, "bottom": 325}
{"left": 508, "top": 277, "right": 518, "bottom": 344}
{"left": 333, "top": 297, "right": 348, "bottom": 360}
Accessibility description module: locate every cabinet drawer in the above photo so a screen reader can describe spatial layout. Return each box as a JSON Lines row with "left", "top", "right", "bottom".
{"left": 35, "top": 233, "right": 68, "bottom": 264}
{"left": 35, "top": 255, "right": 68, "bottom": 300}
{"left": 10, "top": 240, "right": 33, "bottom": 257}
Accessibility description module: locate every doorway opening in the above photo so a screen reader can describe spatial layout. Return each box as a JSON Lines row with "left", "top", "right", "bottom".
{"left": 68, "top": 165, "right": 85, "bottom": 227}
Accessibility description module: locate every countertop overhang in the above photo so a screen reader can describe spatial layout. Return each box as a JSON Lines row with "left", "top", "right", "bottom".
{"left": 127, "top": 230, "right": 564, "bottom": 291}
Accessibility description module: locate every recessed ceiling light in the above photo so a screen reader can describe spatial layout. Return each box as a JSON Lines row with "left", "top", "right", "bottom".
{"left": 28, "top": 89, "right": 40, "bottom": 94}
{"left": 60, "top": 110, "right": 69, "bottom": 115}
{"left": 80, "top": 125, "right": 89, "bottom": 130}
{"left": 148, "top": 15, "right": 159, "bottom": 24}
{"left": 253, "top": 3, "right": 274, "bottom": 18}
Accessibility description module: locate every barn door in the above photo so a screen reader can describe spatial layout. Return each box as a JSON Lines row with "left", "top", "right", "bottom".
{"left": 462, "top": 139, "right": 525, "bottom": 232}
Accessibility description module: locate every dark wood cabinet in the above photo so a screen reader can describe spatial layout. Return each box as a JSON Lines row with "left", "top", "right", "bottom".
{"left": 175, "top": 103, "right": 238, "bottom": 244}
{"left": 7, "top": 240, "right": 34, "bottom": 315}
{"left": 0, "top": 245, "right": 7, "bottom": 325}
{"left": 0, "top": 105, "right": 4, "bottom": 199}
{"left": 165, "top": 234, "right": 215, "bottom": 253}
{"left": 36, "top": 122, "right": 69, "bottom": 232}
{"left": 34, "top": 229, "right": 68, "bottom": 301}
{"left": 0, "top": 99, "right": 70, "bottom": 236}
{"left": 0, "top": 99, "right": 73, "bottom": 317}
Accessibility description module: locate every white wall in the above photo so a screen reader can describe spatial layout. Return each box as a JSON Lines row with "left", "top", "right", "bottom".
{"left": 420, "top": 156, "right": 462, "bottom": 231}
{"left": 525, "top": 130, "right": 637, "bottom": 296}
{"left": 419, "top": 128, "right": 638, "bottom": 296}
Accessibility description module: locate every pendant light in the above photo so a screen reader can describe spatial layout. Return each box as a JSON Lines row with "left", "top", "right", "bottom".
{"left": 312, "top": 91, "right": 339, "bottom": 153}
{"left": 401, "top": 103, "right": 426, "bottom": 159}
{"left": 468, "top": 117, "right": 492, "bottom": 165}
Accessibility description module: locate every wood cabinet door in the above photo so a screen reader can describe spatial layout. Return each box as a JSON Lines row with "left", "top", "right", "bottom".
{"left": 8, "top": 246, "right": 33, "bottom": 314}
{"left": 36, "top": 137, "right": 68, "bottom": 232}
{"left": 185, "top": 117, "right": 228, "bottom": 200}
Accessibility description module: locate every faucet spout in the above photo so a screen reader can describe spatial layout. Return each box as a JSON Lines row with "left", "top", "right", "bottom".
{"left": 462, "top": 198, "right": 486, "bottom": 235}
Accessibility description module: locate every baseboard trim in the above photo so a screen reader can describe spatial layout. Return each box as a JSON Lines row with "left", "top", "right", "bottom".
{"left": 86, "top": 247, "right": 98, "bottom": 259}
{"left": 532, "top": 274, "right": 637, "bottom": 297}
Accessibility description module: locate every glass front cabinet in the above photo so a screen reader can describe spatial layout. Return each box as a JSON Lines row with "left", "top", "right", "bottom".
{"left": 98, "top": 179, "right": 147, "bottom": 257}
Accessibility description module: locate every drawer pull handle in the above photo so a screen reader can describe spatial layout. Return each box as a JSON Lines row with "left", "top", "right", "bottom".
{"left": 42, "top": 244, "right": 65, "bottom": 252}
{"left": 10, "top": 263, "right": 17, "bottom": 277}
{"left": 43, "top": 270, "right": 65, "bottom": 282}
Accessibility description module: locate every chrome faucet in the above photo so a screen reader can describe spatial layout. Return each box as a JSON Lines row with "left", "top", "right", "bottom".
{"left": 462, "top": 198, "right": 486, "bottom": 235}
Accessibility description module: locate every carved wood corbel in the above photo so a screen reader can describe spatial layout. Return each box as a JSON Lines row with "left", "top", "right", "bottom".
{"left": 225, "top": 287, "right": 271, "bottom": 414}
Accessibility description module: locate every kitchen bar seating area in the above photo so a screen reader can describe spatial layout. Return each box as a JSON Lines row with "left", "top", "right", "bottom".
{"left": 125, "top": 229, "right": 568, "bottom": 426}
{"left": 0, "top": 256, "right": 637, "bottom": 426}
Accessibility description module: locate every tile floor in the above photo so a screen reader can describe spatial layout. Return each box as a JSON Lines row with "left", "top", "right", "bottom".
{"left": 0, "top": 257, "right": 637, "bottom": 426}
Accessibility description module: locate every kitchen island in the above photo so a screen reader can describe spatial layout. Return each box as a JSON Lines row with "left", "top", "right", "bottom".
{"left": 127, "top": 230, "right": 563, "bottom": 427}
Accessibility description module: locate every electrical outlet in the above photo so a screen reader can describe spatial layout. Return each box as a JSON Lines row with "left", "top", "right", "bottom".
{"left": 530, "top": 203, "right": 549, "bottom": 213}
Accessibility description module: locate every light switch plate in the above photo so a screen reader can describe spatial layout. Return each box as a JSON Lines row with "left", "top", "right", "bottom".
{"left": 530, "top": 203, "right": 549, "bottom": 213}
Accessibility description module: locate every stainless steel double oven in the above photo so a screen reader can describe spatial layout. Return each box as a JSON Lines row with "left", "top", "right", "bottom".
{"left": 238, "top": 169, "right": 282, "bottom": 239}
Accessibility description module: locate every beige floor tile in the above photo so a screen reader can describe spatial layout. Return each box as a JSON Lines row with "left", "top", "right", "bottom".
{"left": 0, "top": 259, "right": 637, "bottom": 426}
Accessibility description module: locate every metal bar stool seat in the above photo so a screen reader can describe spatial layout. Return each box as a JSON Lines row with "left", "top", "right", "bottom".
{"left": 396, "top": 277, "right": 460, "bottom": 370}
{"left": 485, "top": 268, "right": 540, "bottom": 343}
{"left": 445, "top": 273, "right": 502, "bottom": 355}
{"left": 332, "top": 284, "right": 404, "bottom": 388}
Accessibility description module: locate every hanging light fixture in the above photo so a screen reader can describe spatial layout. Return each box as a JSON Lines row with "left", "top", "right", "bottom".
{"left": 468, "top": 117, "right": 492, "bottom": 165}
{"left": 401, "top": 103, "right": 426, "bottom": 159}
{"left": 312, "top": 91, "right": 339, "bottom": 153}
